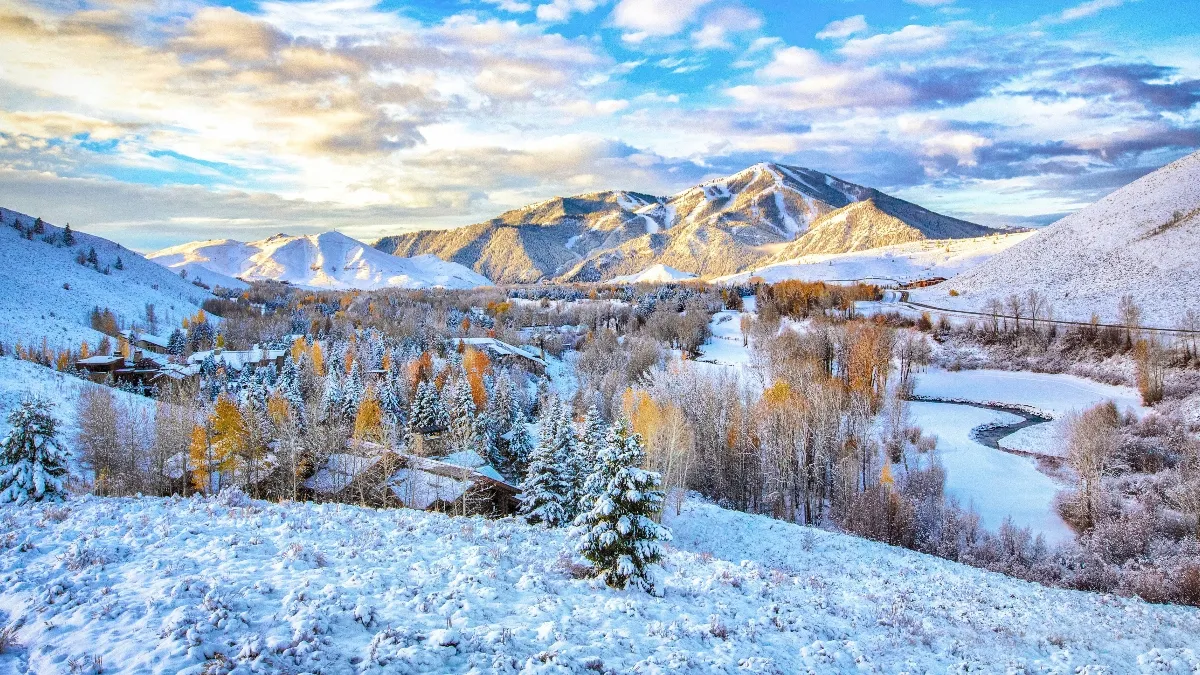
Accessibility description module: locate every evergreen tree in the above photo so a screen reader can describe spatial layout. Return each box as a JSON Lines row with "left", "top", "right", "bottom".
{"left": 341, "top": 361, "right": 365, "bottom": 422}
{"left": 409, "top": 380, "right": 449, "bottom": 432}
{"left": 62, "top": 223, "right": 75, "bottom": 246}
{"left": 448, "top": 379, "right": 481, "bottom": 453}
{"left": 0, "top": 398, "right": 69, "bottom": 504}
{"left": 573, "top": 421, "right": 671, "bottom": 593}
{"left": 32, "top": 217, "right": 44, "bottom": 234}
{"left": 86, "top": 246, "right": 99, "bottom": 267}
{"left": 518, "top": 401, "right": 571, "bottom": 526}
{"left": 321, "top": 370, "right": 344, "bottom": 422}
{"left": 554, "top": 403, "right": 582, "bottom": 517}
{"left": 167, "top": 328, "right": 186, "bottom": 357}
{"left": 503, "top": 406, "right": 535, "bottom": 481}
{"left": 114, "top": 255, "right": 124, "bottom": 270}
{"left": 575, "top": 404, "right": 607, "bottom": 507}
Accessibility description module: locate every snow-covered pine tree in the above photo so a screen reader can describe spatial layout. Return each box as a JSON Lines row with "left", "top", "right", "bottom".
{"left": 518, "top": 400, "right": 571, "bottom": 526}
{"left": 62, "top": 222, "right": 75, "bottom": 246}
{"left": 167, "top": 328, "right": 186, "bottom": 357}
{"left": 408, "top": 380, "right": 449, "bottom": 433}
{"left": 573, "top": 420, "right": 671, "bottom": 594}
{"left": 574, "top": 404, "right": 607, "bottom": 509}
{"left": 0, "top": 398, "right": 69, "bottom": 504}
{"left": 503, "top": 405, "right": 535, "bottom": 481}
{"left": 341, "top": 361, "right": 365, "bottom": 422}
{"left": 554, "top": 403, "right": 583, "bottom": 517}
{"left": 448, "top": 378, "right": 480, "bottom": 452}
{"left": 321, "top": 370, "right": 344, "bottom": 423}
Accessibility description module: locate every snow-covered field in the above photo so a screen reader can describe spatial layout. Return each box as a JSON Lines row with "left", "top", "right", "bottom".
{"left": 150, "top": 232, "right": 492, "bottom": 291}
{"left": 909, "top": 401, "right": 1073, "bottom": 543}
{"left": 0, "top": 357, "right": 154, "bottom": 475}
{"left": 1, "top": 496, "right": 1197, "bottom": 673}
{"left": 914, "top": 368, "right": 1146, "bottom": 457}
{"left": 714, "top": 231, "right": 1034, "bottom": 285}
{"left": 0, "top": 209, "right": 215, "bottom": 350}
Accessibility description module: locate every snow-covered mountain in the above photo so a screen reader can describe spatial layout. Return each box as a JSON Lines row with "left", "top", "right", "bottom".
{"left": 0, "top": 207, "right": 217, "bottom": 349}
{"left": 917, "top": 150, "right": 1200, "bottom": 324}
{"left": 375, "top": 163, "right": 995, "bottom": 284}
{"left": 716, "top": 231, "right": 1036, "bottom": 285}
{"left": 610, "top": 264, "right": 698, "bottom": 284}
{"left": 150, "top": 231, "right": 492, "bottom": 291}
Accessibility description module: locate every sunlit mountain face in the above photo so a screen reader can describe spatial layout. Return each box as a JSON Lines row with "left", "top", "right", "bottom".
{"left": 0, "top": 0, "right": 1195, "bottom": 249}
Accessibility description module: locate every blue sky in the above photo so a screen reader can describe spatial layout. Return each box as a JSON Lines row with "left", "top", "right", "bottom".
{"left": 0, "top": 0, "right": 1196, "bottom": 250}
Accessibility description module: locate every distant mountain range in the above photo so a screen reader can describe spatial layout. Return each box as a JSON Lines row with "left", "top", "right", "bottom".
{"left": 922, "top": 149, "right": 1200, "bottom": 324}
{"left": 149, "top": 232, "right": 492, "bottom": 291}
{"left": 375, "top": 163, "right": 997, "bottom": 284}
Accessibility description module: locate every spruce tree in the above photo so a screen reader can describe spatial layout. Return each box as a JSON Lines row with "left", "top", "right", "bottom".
{"left": 32, "top": 217, "right": 44, "bottom": 234}
{"left": 0, "top": 398, "right": 69, "bottom": 504}
{"left": 114, "top": 255, "right": 124, "bottom": 271}
{"left": 503, "top": 406, "right": 535, "bottom": 481}
{"left": 62, "top": 223, "right": 75, "bottom": 246}
{"left": 448, "top": 379, "right": 479, "bottom": 452}
{"left": 167, "top": 328, "right": 186, "bottom": 357}
{"left": 518, "top": 401, "right": 571, "bottom": 526}
{"left": 575, "top": 404, "right": 607, "bottom": 508}
{"left": 573, "top": 421, "right": 671, "bottom": 593}
{"left": 87, "top": 246, "right": 98, "bottom": 268}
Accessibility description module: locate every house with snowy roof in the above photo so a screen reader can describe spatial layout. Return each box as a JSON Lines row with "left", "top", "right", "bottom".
{"left": 119, "top": 329, "right": 172, "bottom": 356}
{"left": 187, "top": 344, "right": 286, "bottom": 372}
{"left": 455, "top": 337, "right": 547, "bottom": 373}
{"left": 301, "top": 442, "right": 520, "bottom": 516}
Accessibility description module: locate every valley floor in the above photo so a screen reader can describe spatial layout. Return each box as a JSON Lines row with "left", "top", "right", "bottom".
{"left": 1, "top": 496, "right": 1199, "bottom": 673}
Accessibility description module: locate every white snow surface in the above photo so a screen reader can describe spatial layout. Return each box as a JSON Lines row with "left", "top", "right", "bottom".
{"left": 914, "top": 150, "right": 1200, "bottom": 323}
{"left": 714, "top": 231, "right": 1034, "bottom": 285}
{"left": 150, "top": 231, "right": 492, "bottom": 291}
{"left": 1, "top": 496, "right": 1199, "bottom": 672}
{"left": 913, "top": 368, "right": 1147, "bottom": 459}
{"left": 609, "top": 264, "right": 697, "bottom": 284}
{"left": 0, "top": 208, "right": 215, "bottom": 350}
{"left": 909, "top": 401, "right": 1074, "bottom": 543}
{"left": 0, "top": 357, "right": 156, "bottom": 477}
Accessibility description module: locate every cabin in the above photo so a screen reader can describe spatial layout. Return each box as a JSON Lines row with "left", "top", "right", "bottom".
{"left": 301, "top": 442, "right": 520, "bottom": 516}
{"left": 75, "top": 355, "right": 125, "bottom": 383}
{"left": 119, "top": 330, "right": 172, "bottom": 356}
{"left": 455, "top": 337, "right": 547, "bottom": 374}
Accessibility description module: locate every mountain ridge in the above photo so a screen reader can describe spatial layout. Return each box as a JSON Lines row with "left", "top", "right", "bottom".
{"left": 375, "top": 162, "right": 996, "bottom": 284}
{"left": 149, "top": 231, "right": 492, "bottom": 291}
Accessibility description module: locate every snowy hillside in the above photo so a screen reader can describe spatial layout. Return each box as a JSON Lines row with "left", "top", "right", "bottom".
{"left": 150, "top": 232, "right": 492, "bottom": 291}
{"left": 610, "top": 264, "right": 697, "bottom": 284}
{"left": 0, "top": 208, "right": 216, "bottom": 350}
{"left": 715, "top": 231, "right": 1035, "bottom": 285}
{"left": 915, "top": 150, "right": 1200, "bottom": 323}
{"left": 0, "top": 496, "right": 1197, "bottom": 672}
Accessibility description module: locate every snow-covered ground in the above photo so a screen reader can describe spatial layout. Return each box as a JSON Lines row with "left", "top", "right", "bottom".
{"left": 0, "top": 208, "right": 215, "bottom": 350}
{"left": 914, "top": 368, "right": 1146, "bottom": 457}
{"left": 150, "top": 232, "right": 492, "bottom": 291}
{"left": 909, "top": 401, "right": 1074, "bottom": 543}
{"left": 714, "top": 231, "right": 1034, "bottom": 285}
{"left": 1, "top": 496, "right": 1197, "bottom": 673}
{"left": 0, "top": 357, "right": 155, "bottom": 475}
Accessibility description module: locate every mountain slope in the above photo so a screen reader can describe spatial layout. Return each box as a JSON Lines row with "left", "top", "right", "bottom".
{"left": 0, "top": 207, "right": 217, "bottom": 350}
{"left": 610, "top": 264, "right": 698, "bottom": 284}
{"left": 150, "top": 231, "right": 492, "bottom": 291}
{"left": 376, "top": 163, "right": 995, "bottom": 284}
{"left": 916, "top": 150, "right": 1200, "bottom": 324}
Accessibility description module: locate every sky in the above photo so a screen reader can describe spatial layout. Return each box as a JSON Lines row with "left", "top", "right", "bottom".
{"left": 0, "top": 0, "right": 1197, "bottom": 251}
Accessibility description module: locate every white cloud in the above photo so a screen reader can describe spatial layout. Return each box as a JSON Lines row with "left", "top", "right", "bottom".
{"left": 691, "top": 6, "right": 762, "bottom": 50}
{"left": 535, "top": 0, "right": 602, "bottom": 23}
{"left": 839, "top": 24, "right": 952, "bottom": 59}
{"left": 728, "top": 46, "right": 912, "bottom": 111}
{"left": 611, "top": 0, "right": 714, "bottom": 38}
{"left": 1055, "top": 0, "right": 1126, "bottom": 22}
{"left": 816, "top": 15, "right": 867, "bottom": 41}
{"left": 482, "top": 0, "right": 533, "bottom": 12}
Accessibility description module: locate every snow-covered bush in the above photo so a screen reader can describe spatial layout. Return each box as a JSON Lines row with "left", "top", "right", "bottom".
{"left": 214, "top": 485, "right": 252, "bottom": 508}
{"left": 0, "top": 397, "right": 68, "bottom": 504}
